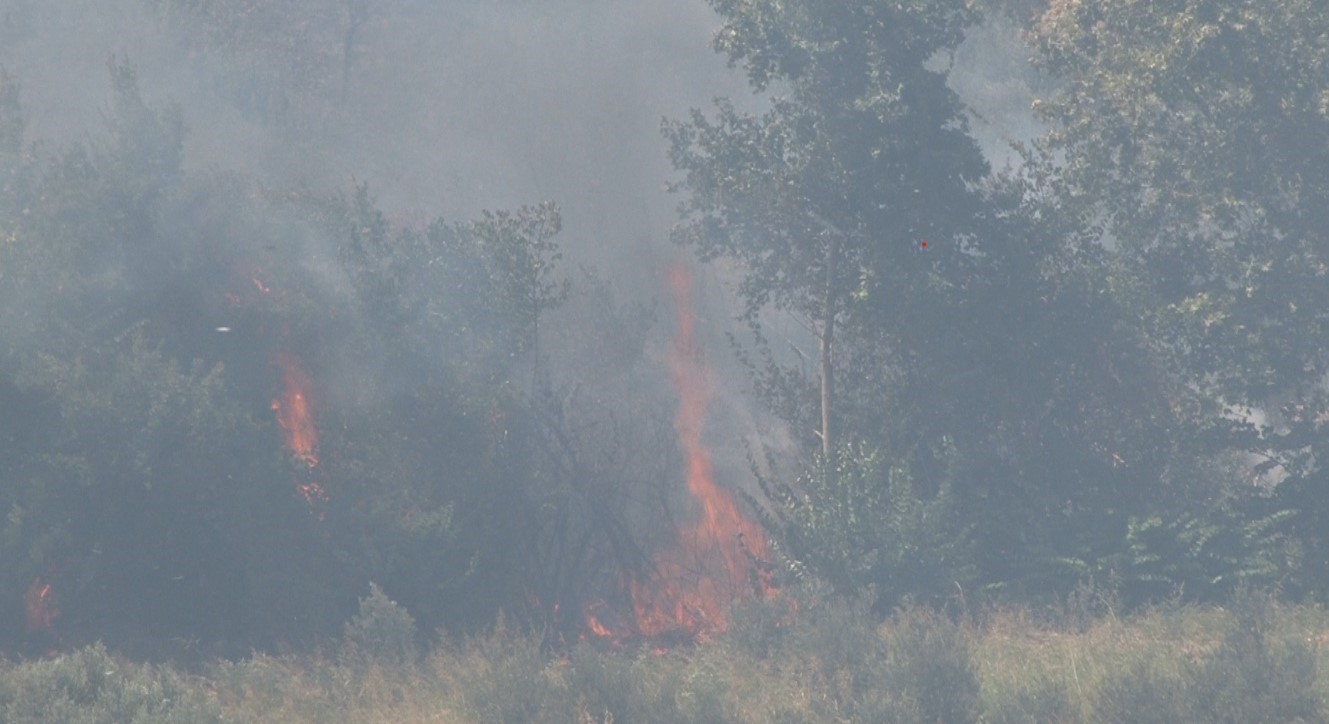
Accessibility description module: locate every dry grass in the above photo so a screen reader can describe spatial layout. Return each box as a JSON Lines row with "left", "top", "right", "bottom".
{"left": 3, "top": 597, "right": 1328, "bottom": 723}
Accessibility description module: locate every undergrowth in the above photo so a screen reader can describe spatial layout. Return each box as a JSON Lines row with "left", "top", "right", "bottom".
{"left": 3, "top": 588, "right": 1327, "bottom": 723}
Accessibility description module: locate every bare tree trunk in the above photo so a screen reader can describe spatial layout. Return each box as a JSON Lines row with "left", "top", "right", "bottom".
{"left": 820, "top": 233, "right": 838, "bottom": 468}
{"left": 340, "top": 0, "right": 369, "bottom": 105}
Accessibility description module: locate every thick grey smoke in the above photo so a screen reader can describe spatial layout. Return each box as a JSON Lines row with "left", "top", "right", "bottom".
{"left": 2, "top": 0, "right": 751, "bottom": 287}
{"left": 0, "top": 0, "right": 1039, "bottom": 513}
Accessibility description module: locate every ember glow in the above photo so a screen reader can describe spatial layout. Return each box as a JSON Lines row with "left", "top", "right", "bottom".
{"left": 589, "top": 263, "right": 772, "bottom": 642}
{"left": 272, "top": 351, "right": 318, "bottom": 468}
{"left": 24, "top": 577, "right": 58, "bottom": 632}
{"left": 583, "top": 602, "right": 616, "bottom": 639}
{"left": 297, "top": 481, "right": 329, "bottom": 510}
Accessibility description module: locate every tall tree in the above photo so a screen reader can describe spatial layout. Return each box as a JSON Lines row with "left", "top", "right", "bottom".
{"left": 667, "top": 1, "right": 1252, "bottom": 602}
{"left": 665, "top": 0, "right": 990, "bottom": 464}
{"left": 1032, "top": 0, "right": 1329, "bottom": 594}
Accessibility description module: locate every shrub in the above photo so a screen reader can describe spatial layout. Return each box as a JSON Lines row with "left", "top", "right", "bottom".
{"left": 436, "top": 615, "right": 573, "bottom": 723}
{"left": 881, "top": 605, "right": 980, "bottom": 724}
{"left": 758, "top": 441, "right": 975, "bottom": 615}
{"left": 725, "top": 590, "right": 979, "bottom": 723}
{"left": 1093, "top": 658, "right": 1188, "bottom": 724}
{"left": 980, "top": 673, "right": 1074, "bottom": 724}
{"left": 1182, "top": 589, "right": 1322, "bottom": 723}
{"left": 0, "top": 643, "right": 223, "bottom": 724}
{"left": 340, "top": 583, "right": 420, "bottom": 669}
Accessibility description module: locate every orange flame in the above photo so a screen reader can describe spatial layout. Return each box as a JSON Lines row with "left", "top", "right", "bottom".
{"left": 272, "top": 352, "right": 318, "bottom": 468}
{"left": 24, "top": 577, "right": 58, "bottom": 632}
{"left": 297, "top": 481, "right": 328, "bottom": 510}
{"left": 583, "top": 603, "right": 616, "bottom": 640}
{"left": 600, "top": 263, "right": 771, "bottom": 641}
{"left": 252, "top": 270, "right": 271, "bottom": 294}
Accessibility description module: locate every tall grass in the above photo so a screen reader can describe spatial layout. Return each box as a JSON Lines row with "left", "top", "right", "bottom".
{"left": 3, "top": 591, "right": 1327, "bottom": 723}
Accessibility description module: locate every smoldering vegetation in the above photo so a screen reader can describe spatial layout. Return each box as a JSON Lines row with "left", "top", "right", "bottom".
{"left": 4, "top": 0, "right": 1329, "bottom": 720}
{"left": 0, "top": 0, "right": 759, "bottom": 660}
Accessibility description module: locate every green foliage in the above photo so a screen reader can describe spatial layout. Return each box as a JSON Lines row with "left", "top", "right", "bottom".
{"left": 882, "top": 606, "right": 981, "bottom": 724}
{"left": 11, "top": 0, "right": 1329, "bottom": 667}
{"left": 1090, "top": 591, "right": 1323, "bottom": 723}
{"left": 3, "top": 597, "right": 1324, "bottom": 723}
{"left": 1092, "top": 657, "right": 1189, "bottom": 724}
{"left": 980, "top": 672, "right": 1074, "bottom": 724}
{"left": 0, "top": 643, "right": 223, "bottom": 724}
{"left": 340, "top": 583, "right": 419, "bottom": 669}
{"left": 722, "top": 589, "right": 980, "bottom": 723}
{"left": 757, "top": 441, "right": 975, "bottom": 613}
{"left": 442, "top": 616, "right": 563, "bottom": 724}
{"left": 1184, "top": 589, "right": 1322, "bottom": 723}
{"left": 666, "top": 0, "right": 990, "bottom": 459}
{"left": 1055, "top": 491, "right": 1298, "bottom": 609}
{"left": 670, "top": 0, "right": 1221, "bottom": 609}
{"left": 1031, "top": 0, "right": 1329, "bottom": 598}
{"left": 331, "top": 183, "right": 566, "bottom": 393}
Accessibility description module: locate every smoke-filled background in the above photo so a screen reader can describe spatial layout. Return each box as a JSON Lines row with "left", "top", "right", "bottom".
{"left": 3, "top": 0, "right": 749, "bottom": 270}
{"left": 9, "top": 3, "right": 1327, "bottom": 703}
{"left": 0, "top": 0, "right": 1158, "bottom": 659}
{"left": 0, "top": 0, "right": 808, "bottom": 658}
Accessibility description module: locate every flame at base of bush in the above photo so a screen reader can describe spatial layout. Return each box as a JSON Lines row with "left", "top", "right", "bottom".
{"left": 272, "top": 351, "right": 328, "bottom": 518}
{"left": 586, "top": 264, "right": 773, "bottom": 644}
{"left": 25, "top": 577, "right": 59, "bottom": 633}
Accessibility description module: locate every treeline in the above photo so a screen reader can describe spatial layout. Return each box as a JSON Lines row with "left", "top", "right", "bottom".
{"left": 675, "top": 0, "right": 1329, "bottom": 614}
{"left": 3, "top": 0, "right": 1329, "bottom": 660}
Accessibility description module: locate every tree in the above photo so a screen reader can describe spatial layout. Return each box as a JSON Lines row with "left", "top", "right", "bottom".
{"left": 666, "top": 1, "right": 1249, "bottom": 603}
{"left": 145, "top": 0, "right": 378, "bottom": 125}
{"left": 665, "top": 0, "right": 989, "bottom": 464}
{"left": 1031, "top": 0, "right": 1329, "bottom": 595}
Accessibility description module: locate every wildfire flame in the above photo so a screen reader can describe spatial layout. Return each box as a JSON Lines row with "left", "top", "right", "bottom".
{"left": 272, "top": 351, "right": 328, "bottom": 518}
{"left": 590, "top": 263, "right": 772, "bottom": 642}
{"left": 272, "top": 351, "right": 318, "bottom": 468}
{"left": 583, "top": 602, "right": 616, "bottom": 639}
{"left": 252, "top": 270, "right": 272, "bottom": 295}
{"left": 297, "top": 481, "right": 329, "bottom": 510}
{"left": 25, "top": 577, "right": 58, "bottom": 632}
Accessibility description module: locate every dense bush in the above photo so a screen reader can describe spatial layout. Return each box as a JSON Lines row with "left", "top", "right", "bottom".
{"left": 0, "top": 60, "right": 638, "bottom": 656}
{"left": 0, "top": 644, "right": 222, "bottom": 724}
{"left": 340, "top": 583, "right": 419, "bottom": 669}
{"left": 757, "top": 442, "right": 975, "bottom": 615}
{"left": 1183, "top": 590, "right": 1322, "bottom": 723}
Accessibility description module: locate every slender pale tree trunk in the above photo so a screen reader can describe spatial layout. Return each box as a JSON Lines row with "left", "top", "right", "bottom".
{"left": 820, "top": 232, "right": 839, "bottom": 469}
{"left": 340, "top": 0, "right": 369, "bottom": 105}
